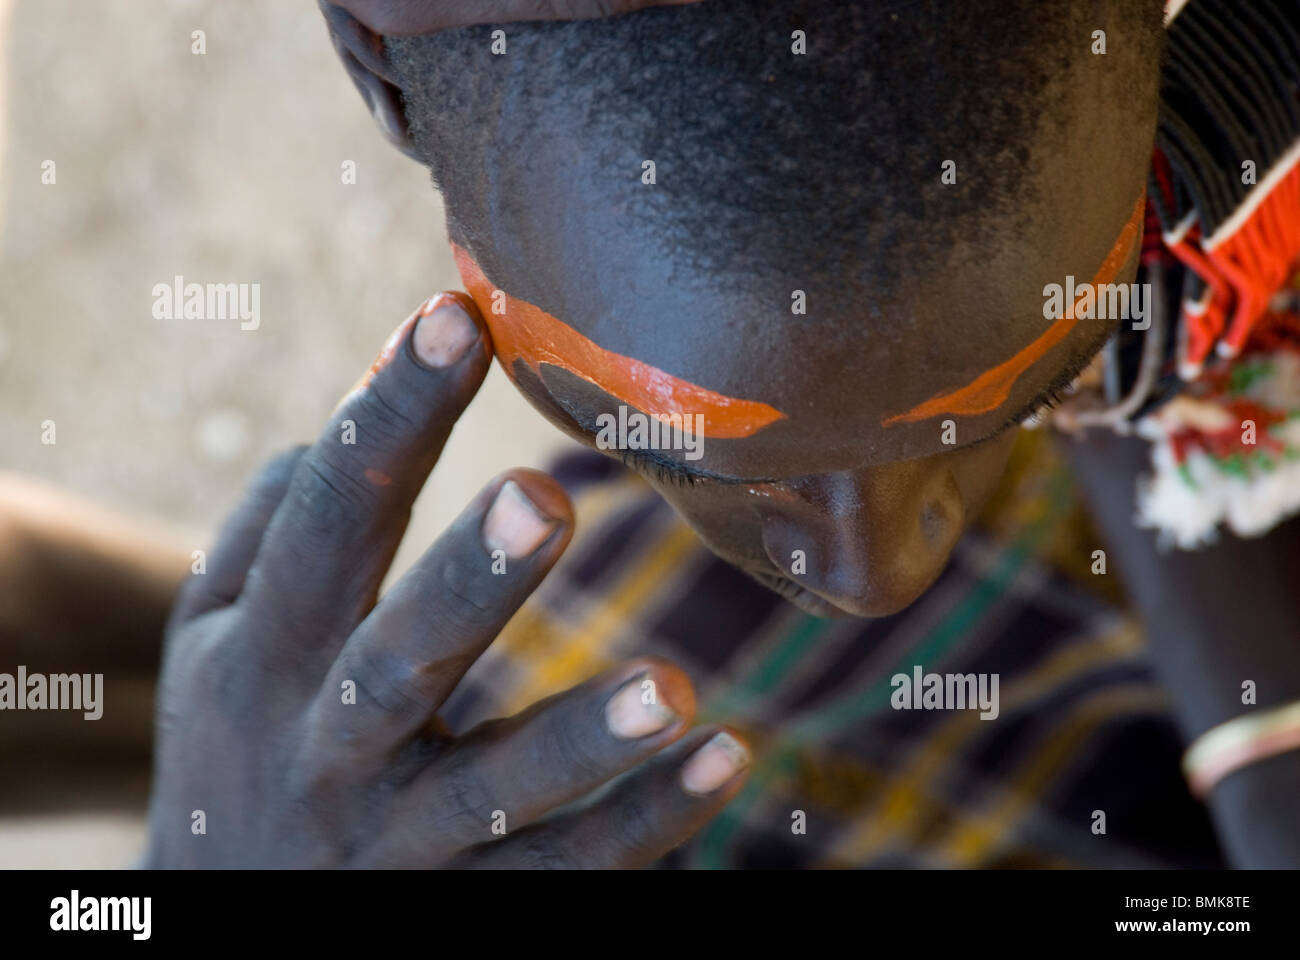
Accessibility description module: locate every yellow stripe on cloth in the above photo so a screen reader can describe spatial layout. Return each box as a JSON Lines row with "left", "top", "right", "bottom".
{"left": 823, "top": 620, "right": 1143, "bottom": 866}
{"left": 938, "top": 684, "right": 1167, "bottom": 868}
{"left": 500, "top": 518, "right": 702, "bottom": 715}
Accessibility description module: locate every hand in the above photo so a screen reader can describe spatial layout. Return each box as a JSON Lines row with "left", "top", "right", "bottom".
{"left": 142, "top": 292, "right": 751, "bottom": 868}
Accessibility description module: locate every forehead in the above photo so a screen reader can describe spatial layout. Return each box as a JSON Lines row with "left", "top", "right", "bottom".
{"left": 459, "top": 180, "right": 1143, "bottom": 479}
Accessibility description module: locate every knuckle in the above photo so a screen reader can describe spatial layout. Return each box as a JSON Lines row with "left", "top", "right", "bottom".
{"left": 431, "top": 747, "right": 505, "bottom": 846}
{"left": 511, "top": 831, "right": 582, "bottom": 870}
{"left": 602, "top": 789, "right": 662, "bottom": 860}
{"left": 537, "top": 703, "right": 608, "bottom": 784}
{"left": 346, "top": 645, "right": 437, "bottom": 721}
{"left": 293, "top": 455, "right": 379, "bottom": 539}
{"left": 172, "top": 621, "right": 272, "bottom": 730}
{"left": 353, "top": 378, "right": 421, "bottom": 446}
{"left": 437, "top": 559, "right": 504, "bottom": 630}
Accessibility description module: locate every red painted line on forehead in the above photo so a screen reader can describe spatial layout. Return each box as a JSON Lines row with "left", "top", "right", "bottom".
{"left": 882, "top": 192, "right": 1146, "bottom": 427}
{"left": 452, "top": 244, "right": 786, "bottom": 440}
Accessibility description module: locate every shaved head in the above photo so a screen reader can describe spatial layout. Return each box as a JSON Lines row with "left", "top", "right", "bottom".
{"left": 388, "top": 0, "right": 1164, "bottom": 308}
{"left": 376, "top": 0, "right": 1168, "bottom": 616}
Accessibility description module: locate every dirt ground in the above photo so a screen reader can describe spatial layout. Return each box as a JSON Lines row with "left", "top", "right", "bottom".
{"left": 0, "top": 0, "right": 570, "bottom": 867}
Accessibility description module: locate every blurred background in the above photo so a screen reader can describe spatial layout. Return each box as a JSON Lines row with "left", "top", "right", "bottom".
{"left": 0, "top": 0, "right": 570, "bottom": 867}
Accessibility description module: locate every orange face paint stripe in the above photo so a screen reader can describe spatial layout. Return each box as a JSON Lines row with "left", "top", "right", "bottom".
{"left": 452, "top": 244, "right": 786, "bottom": 440}
{"left": 882, "top": 193, "right": 1147, "bottom": 427}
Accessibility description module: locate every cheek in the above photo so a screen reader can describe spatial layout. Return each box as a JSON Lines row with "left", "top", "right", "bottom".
{"left": 947, "top": 430, "right": 1021, "bottom": 515}
{"left": 650, "top": 480, "right": 773, "bottom": 561}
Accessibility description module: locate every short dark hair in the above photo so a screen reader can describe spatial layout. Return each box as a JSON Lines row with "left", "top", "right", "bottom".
{"left": 387, "top": 0, "right": 1164, "bottom": 304}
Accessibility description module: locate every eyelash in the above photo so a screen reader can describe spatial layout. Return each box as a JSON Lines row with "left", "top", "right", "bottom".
{"left": 997, "top": 385, "right": 1070, "bottom": 434}
{"left": 990, "top": 335, "right": 1112, "bottom": 439}
{"left": 617, "top": 448, "right": 701, "bottom": 487}
{"left": 618, "top": 341, "right": 1102, "bottom": 481}
{"left": 616, "top": 448, "right": 746, "bottom": 488}
{"left": 621, "top": 386, "right": 1074, "bottom": 485}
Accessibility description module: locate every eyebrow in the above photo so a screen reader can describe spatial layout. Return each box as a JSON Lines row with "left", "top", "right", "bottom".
{"left": 980, "top": 321, "right": 1116, "bottom": 440}
{"left": 619, "top": 339, "right": 1113, "bottom": 490}
{"left": 452, "top": 245, "right": 787, "bottom": 440}
{"left": 880, "top": 192, "right": 1146, "bottom": 428}
{"left": 635, "top": 318, "right": 1119, "bottom": 487}
{"left": 615, "top": 446, "right": 768, "bottom": 485}
{"left": 452, "top": 202, "right": 1132, "bottom": 487}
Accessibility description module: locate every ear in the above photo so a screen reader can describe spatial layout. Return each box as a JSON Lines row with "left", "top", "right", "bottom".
{"left": 318, "top": 1, "right": 420, "bottom": 161}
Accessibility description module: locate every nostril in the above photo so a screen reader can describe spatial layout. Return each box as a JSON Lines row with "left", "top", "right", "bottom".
{"left": 918, "top": 472, "right": 967, "bottom": 552}
{"left": 759, "top": 522, "right": 800, "bottom": 579}
{"left": 918, "top": 499, "right": 950, "bottom": 545}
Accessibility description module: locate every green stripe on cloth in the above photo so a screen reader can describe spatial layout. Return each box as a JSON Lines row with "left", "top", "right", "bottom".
{"left": 689, "top": 468, "right": 1072, "bottom": 869}
{"left": 700, "top": 614, "right": 835, "bottom": 721}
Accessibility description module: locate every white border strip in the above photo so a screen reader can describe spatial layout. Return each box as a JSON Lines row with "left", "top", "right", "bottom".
{"left": 1163, "top": 210, "right": 1199, "bottom": 247}
{"left": 1166, "top": 0, "right": 1192, "bottom": 27}
{"left": 1203, "top": 138, "right": 1300, "bottom": 251}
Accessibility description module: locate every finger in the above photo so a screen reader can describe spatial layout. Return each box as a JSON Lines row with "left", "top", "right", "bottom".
{"left": 240, "top": 292, "right": 490, "bottom": 642}
{"left": 304, "top": 469, "right": 575, "bottom": 767}
{"left": 454, "top": 727, "right": 752, "bottom": 869}
{"left": 356, "top": 659, "right": 695, "bottom": 863}
{"left": 332, "top": 0, "right": 706, "bottom": 37}
{"left": 170, "top": 446, "right": 306, "bottom": 624}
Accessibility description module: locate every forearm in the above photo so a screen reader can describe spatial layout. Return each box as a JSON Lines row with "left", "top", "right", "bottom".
{"left": 0, "top": 473, "right": 190, "bottom": 809}
{"left": 0, "top": 471, "right": 189, "bottom": 672}
{"left": 1064, "top": 431, "right": 1300, "bottom": 867}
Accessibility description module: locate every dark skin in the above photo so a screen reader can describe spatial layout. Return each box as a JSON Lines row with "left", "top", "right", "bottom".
{"left": 144, "top": 293, "right": 751, "bottom": 868}
{"left": 7, "top": 1, "right": 1295, "bottom": 867}
{"left": 1067, "top": 432, "right": 1300, "bottom": 868}
{"left": 370, "top": 22, "right": 1153, "bottom": 618}
{"left": 141, "top": 0, "right": 760, "bottom": 869}
{"left": 317, "top": 1, "right": 1300, "bottom": 868}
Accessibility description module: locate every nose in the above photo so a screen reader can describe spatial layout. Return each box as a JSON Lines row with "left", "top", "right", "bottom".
{"left": 760, "top": 459, "right": 966, "bottom": 617}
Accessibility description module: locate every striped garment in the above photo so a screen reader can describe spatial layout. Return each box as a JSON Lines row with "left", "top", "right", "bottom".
{"left": 442, "top": 432, "right": 1223, "bottom": 869}
{"left": 437, "top": 0, "right": 1299, "bottom": 869}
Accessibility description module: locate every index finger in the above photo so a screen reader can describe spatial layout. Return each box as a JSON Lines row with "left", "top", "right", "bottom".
{"left": 331, "top": 0, "right": 705, "bottom": 36}
{"left": 239, "top": 291, "right": 491, "bottom": 647}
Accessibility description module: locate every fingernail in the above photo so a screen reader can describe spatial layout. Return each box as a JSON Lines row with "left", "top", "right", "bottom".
{"left": 680, "top": 731, "right": 750, "bottom": 796}
{"left": 483, "top": 480, "right": 556, "bottom": 559}
{"left": 605, "top": 671, "right": 679, "bottom": 740}
{"left": 413, "top": 298, "right": 479, "bottom": 367}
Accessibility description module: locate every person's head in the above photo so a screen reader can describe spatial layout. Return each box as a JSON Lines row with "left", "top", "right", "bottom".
{"left": 329, "top": 0, "right": 1166, "bottom": 617}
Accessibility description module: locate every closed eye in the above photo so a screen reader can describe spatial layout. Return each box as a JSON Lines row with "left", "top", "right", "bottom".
{"left": 616, "top": 330, "right": 1113, "bottom": 481}
{"left": 615, "top": 448, "right": 761, "bottom": 488}
{"left": 979, "top": 329, "right": 1115, "bottom": 443}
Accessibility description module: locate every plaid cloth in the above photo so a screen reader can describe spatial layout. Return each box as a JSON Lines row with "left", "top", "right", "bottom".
{"left": 442, "top": 432, "right": 1224, "bottom": 868}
